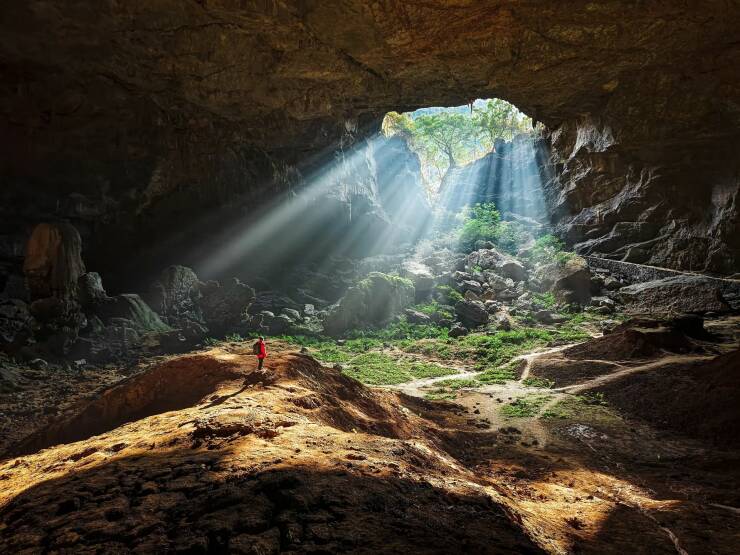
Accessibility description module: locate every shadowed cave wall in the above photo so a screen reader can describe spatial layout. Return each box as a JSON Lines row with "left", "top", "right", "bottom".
{"left": 1, "top": 0, "right": 739, "bottom": 297}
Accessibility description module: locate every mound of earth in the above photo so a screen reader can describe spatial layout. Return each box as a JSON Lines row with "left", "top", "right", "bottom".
{"left": 562, "top": 325, "right": 698, "bottom": 361}
{"left": 0, "top": 345, "right": 539, "bottom": 554}
{"left": 591, "top": 349, "right": 740, "bottom": 448}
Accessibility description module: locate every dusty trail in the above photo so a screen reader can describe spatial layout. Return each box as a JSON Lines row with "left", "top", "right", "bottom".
{"left": 556, "top": 353, "right": 714, "bottom": 394}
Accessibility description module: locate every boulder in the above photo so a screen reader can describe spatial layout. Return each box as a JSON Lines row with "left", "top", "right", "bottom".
{"left": 482, "top": 272, "right": 510, "bottom": 292}
{"left": 448, "top": 322, "right": 469, "bottom": 337}
{"left": 467, "top": 248, "right": 527, "bottom": 281}
{"left": 77, "top": 272, "right": 108, "bottom": 308}
{"left": 617, "top": 275, "right": 735, "bottom": 314}
{"left": 401, "top": 260, "right": 435, "bottom": 296}
{"left": 145, "top": 265, "right": 203, "bottom": 327}
{"left": 454, "top": 299, "right": 489, "bottom": 327}
{"left": 199, "top": 278, "right": 256, "bottom": 336}
{"left": 281, "top": 308, "right": 302, "bottom": 321}
{"left": 459, "top": 280, "right": 483, "bottom": 295}
{"left": 464, "top": 290, "right": 481, "bottom": 302}
{"left": 324, "top": 272, "right": 415, "bottom": 336}
{"left": 536, "top": 256, "right": 592, "bottom": 305}
{"left": 96, "top": 294, "right": 171, "bottom": 333}
{"left": 404, "top": 308, "right": 432, "bottom": 324}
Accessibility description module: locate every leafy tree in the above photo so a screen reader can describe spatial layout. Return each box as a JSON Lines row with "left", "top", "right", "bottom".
{"left": 412, "top": 112, "right": 478, "bottom": 168}
{"left": 473, "top": 98, "right": 532, "bottom": 150}
{"left": 381, "top": 111, "right": 413, "bottom": 139}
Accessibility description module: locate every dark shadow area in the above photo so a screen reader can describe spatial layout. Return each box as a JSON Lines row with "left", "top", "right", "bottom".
{"left": 0, "top": 448, "right": 542, "bottom": 554}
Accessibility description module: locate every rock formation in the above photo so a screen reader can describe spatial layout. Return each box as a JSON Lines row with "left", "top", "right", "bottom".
{"left": 1, "top": 1, "right": 738, "bottom": 286}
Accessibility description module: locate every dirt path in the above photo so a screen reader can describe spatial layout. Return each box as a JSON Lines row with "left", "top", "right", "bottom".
{"left": 556, "top": 353, "right": 714, "bottom": 394}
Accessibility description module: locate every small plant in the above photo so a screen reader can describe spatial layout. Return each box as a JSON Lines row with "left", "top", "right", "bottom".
{"left": 532, "top": 292, "right": 556, "bottom": 309}
{"left": 224, "top": 333, "right": 244, "bottom": 342}
{"left": 458, "top": 203, "right": 502, "bottom": 252}
{"left": 203, "top": 337, "right": 220, "bottom": 346}
{"left": 529, "top": 234, "right": 576, "bottom": 266}
{"left": 434, "top": 284, "right": 464, "bottom": 304}
{"left": 433, "top": 377, "right": 481, "bottom": 390}
{"left": 576, "top": 392, "right": 608, "bottom": 406}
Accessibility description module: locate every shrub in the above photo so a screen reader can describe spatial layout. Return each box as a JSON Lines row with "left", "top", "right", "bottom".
{"left": 529, "top": 234, "right": 576, "bottom": 265}
{"left": 458, "top": 203, "right": 502, "bottom": 252}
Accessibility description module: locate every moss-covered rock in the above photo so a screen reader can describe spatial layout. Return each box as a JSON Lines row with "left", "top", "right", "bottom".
{"left": 324, "top": 272, "right": 415, "bottom": 336}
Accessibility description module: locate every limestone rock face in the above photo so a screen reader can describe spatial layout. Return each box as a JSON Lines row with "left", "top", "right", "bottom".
{"left": 23, "top": 223, "right": 85, "bottom": 301}
{"left": 1, "top": 2, "right": 739, "bottom": 280}
{"left": 618, "top": 275, "right": 740, "bottom": 314}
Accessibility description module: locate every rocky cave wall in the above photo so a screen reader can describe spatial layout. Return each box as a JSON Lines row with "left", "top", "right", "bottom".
{"left": 2, "top": 0, "right": 740, "bottom": 296}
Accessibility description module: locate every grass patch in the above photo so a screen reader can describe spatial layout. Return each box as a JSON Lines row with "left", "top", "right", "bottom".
{"left": 433, "top": 377, "right": 481, "bottom": 390}
{"left": 532, "top": 292, "right": 556, "bottom": 309}
{"left": 424, "top": 389, "right": 458, "bottom": 401}
{"left": 500, "top": 394, "right": 552, "bottom": 418}
{"left": 541, "top": 393, "right": 613, "bottom": 421}
{"left": 522, "top": 376, "right": 555, "bottom": 389}
{"left": 342, "top": 352, "right": 456, "bottom": 385}
{"left": 477, "top": 361, "right": 519, "bottom": 384}
{"left": 457, "top": 328, "right": 552, "bottom": 367}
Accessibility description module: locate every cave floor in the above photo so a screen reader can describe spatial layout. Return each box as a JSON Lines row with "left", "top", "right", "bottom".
{"left": 1, "top": 324, "right": 739, "bottom": 553}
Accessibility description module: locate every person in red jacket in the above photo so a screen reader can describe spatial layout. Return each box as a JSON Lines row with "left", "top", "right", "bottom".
{"left": 254, "top": 336, "right": 267, "bottom": 370}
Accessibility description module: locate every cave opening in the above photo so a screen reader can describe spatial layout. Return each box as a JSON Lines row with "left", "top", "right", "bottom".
{"left": 2, "top": 3, "right": 740, "bottom": 553}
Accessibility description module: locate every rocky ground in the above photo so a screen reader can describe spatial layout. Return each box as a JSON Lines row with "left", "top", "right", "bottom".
{"left": 1, "top": 314, "right": 739, "bottom": 553}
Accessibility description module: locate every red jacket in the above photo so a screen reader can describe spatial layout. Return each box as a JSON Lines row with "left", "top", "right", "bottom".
{"left": 257, "top": 341, "right": 266, "bottom": 359}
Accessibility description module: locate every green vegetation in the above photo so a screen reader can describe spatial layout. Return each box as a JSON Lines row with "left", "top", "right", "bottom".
{"left": 456, "top": 328, "right": 551, "bottom": 368}
{"left": 413, "top": 300, "right": 454, "bottom": 320}
{"left": 528, "top": 234, "right": 576, "bottom": 266}
{"left": 342, "top": 352, "right": 456, "bottom": 385}
{"left": 456, "top": 202, "right": 529, "bottom": 254}
{"left": 541, "top": 393, "right": 613, "bottom": 421}
{"left": 433, "top": 284, "right": 464, "bottom": 304}
{"left": 434, "top": 377, "right": 481, "bottom": 390}
{"left": 522, "top": 376, "right": 555, "bottom": 389}
{"left": 501, "top": 394, "right": 552, "bottom": 418}
{"left": 382, "top": 99, "right": 533, "bottom": 189}
{"left": 477, "top": 361, "right": 519, "bottom": 384}
{"left": 532, "top": 292, "right": 556, "bottom": 309}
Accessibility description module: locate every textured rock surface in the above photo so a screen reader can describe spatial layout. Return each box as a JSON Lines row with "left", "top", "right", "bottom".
{"left": 324, "top": 272, "right": 414, "bottom": 335}
{"left": 1, "top": 1, "right": 739, "bottom": 284}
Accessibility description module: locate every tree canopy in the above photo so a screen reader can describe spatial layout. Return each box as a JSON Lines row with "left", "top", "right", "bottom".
{"left": 382, "top": 98, "right": 533, "bottom": 191}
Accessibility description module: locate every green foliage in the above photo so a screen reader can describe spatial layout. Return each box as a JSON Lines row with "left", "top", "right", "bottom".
{"left": 495, "top": 221, "right": 529, "bottom": 255}
{"left": 528, "top": 234, "right": 576, "bottom": 266}
{"left": 413, "top": 300, "right": 453, "bottom": 320}
{"left": 576, "top": 392, "right": 608, "bottom": 406}
{"left": 457, "top": 328, "right": 552, "bottom": 368}
{"left": 434, "top": 284, "right": 464, "bottom": 304}
{"left": 456, "top": 202, "right": 530, "bottom": 254}
{"left": 224, "top": 333, "right": 244, "bottom": 342}
{"left": 458, "top": 203, "right": 502, "bottom": 252}
{"left": 203, "top": 337, "right": 220, "bottom": 346}
{"left": 500, "top": 395, "right": 552, "bottom": 418}
{"left": 343, "top": 352, "right": 456, "bottom": 385}
{"left": 477, "top": 362, "right": 518, "bottom": 384}
{"left": 473, "top": 98, "right": 532, "bottom": 148}
{"left": 532, "top": 292, "right": 556, "bottom": 309}
{"left": 382, "top": 99, "right": 532, "bottom": 190}
{"left": 433, "top": 377, "right": 481, "bottom": 390}
{"left": 522, "top": 376, "right": 555, "bottom": 389}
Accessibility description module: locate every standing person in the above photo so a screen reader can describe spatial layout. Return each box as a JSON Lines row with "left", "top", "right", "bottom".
{"left": 253, "top": 336, "right": 267, "bottom": 370}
